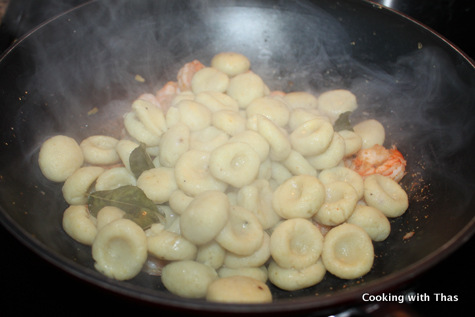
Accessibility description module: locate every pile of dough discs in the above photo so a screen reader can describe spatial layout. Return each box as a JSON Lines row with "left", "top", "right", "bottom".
{"left": 38, "top": 52, "right": 409, "bottom": 303}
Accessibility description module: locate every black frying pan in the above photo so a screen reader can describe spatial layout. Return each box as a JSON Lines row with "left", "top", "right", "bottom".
{"left": 1, "top": 0, "right": 474, "bottom": 315}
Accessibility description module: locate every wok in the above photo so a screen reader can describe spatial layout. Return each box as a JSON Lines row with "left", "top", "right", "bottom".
{"left": 1, "top": 0, "right": 474, "bottom": 315}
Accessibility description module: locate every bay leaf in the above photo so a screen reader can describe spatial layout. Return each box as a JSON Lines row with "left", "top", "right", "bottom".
{"left": 129, "top": 143, "right": 154, "bottom": 179}
{"left": 334, "top": 111, "right": 353, "bottom": 132}
{"left": 88, "top": 185, "right": 164, "bottom": 229}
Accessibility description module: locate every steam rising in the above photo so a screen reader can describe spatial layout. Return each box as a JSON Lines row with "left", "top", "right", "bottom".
{"left": 351, "top": 47, "right": 475, "bottom": 159}
{"left": 18, "top": 0, "right": 475, "bottom": 186}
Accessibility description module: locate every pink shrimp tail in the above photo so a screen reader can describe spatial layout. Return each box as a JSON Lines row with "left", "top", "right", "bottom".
{"left": 155, "top": 81, "right": 179, "bottom": 113}
{"left": 177, "top": 60, "right": 205, "bottom": 91}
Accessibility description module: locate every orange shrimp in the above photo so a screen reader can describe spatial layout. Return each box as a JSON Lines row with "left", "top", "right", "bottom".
{"left": 344, "top": 144, "right": 407, "bottom": 182}
{"left": 177, "top": 59, "right": 205, "bottom": 91}
{"left": 151, "top": 60, "right": 204, "bottom": 113}
{"left": 155, "top": 81, "right": 179, "bottom": 113}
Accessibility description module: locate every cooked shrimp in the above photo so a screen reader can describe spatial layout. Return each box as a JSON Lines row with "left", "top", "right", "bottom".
{"left": 177, "top": 59, "right": 205, "bottom": 91}
{"left": 155, "top": 81, "right": 179, "bottom": 113}
{"left": 152, "top": 60, "right": 204, "bottom": 113}
{"left": 344, "top": 144, "right": 406, "bottom": 182}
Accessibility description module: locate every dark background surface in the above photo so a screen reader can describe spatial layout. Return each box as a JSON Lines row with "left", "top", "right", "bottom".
{"left": 1, "top": 0, "right": 473, "bottom": 316}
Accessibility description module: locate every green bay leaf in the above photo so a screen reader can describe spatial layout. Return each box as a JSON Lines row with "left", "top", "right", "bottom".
{"left": 88, "top": 185, "right": 164, "bottom": 229}
{"left": 333, "top": 111, "right": 354, "bottom": 132}
{"left": 129, "top": 143, "right": 154, "bottom": 179}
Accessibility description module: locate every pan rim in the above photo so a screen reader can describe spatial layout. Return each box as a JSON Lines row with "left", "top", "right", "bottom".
{"left": 1, "top": 0, "right": 474, "bottom": 313}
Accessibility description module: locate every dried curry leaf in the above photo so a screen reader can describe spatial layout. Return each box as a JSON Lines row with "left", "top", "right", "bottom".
{"left": 333, "top": 111, "right": 354, "bottom": 132}
{"left": 129, "top": 143, "right": 154, "bottom": 179}
{"left": 88, "top": 185, "right": 164, "bottom": 229}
